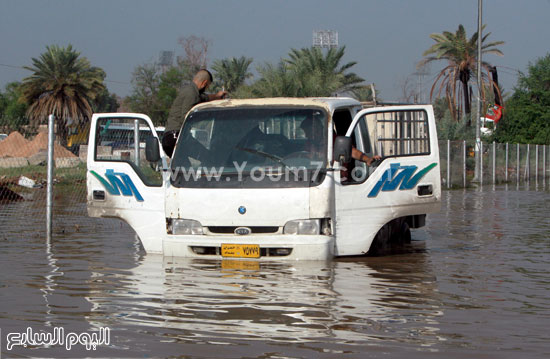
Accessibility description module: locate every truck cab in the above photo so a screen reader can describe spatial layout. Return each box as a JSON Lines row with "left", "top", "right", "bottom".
{"left": 87, "top": 98, "right": 440, "bottom": 260}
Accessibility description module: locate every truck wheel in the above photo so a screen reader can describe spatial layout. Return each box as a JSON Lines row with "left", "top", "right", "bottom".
{"left": 400, "top": 221, "right": 411, "bottom": 244}
{"left": 368, "top": 219, "right": 411, "bottom": 256}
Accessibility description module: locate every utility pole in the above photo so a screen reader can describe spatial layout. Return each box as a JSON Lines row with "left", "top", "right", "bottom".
{"left": 473, "top": 0, "right": 483, "bottom": 182}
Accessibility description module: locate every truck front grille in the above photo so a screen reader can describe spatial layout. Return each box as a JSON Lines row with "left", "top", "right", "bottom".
{"left": 207, "top": 226, "right": 280, "bottom": 234}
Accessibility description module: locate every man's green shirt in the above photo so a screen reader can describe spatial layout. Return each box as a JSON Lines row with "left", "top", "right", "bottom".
{"left": 165, "top": 82, "right": 209, "bottom": 133}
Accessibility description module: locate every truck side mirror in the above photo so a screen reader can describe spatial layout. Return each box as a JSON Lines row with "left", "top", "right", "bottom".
{"left": 145, "top": 136, "right": 161, "bottom": 162}
{"left": 333, "top": 136, "right": 352, "bottom": 164}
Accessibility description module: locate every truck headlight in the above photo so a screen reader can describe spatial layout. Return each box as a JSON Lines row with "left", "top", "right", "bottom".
{"left": 283, "top": 219, "right": 320, "bottom": 235}
{"left": 171, "top": 219, "right": 203, "bottom": 235}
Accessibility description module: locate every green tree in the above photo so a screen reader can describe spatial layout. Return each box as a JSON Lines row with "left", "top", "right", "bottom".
{"left": 250, "top": 61, "right": 300, "bottom": 97}
{"left": 419, "top": 24, "right": 504, "bottom": 123}
{"left": 126, "top": 63, "right": 160, "bottom": 117}
{"left": 126, "top": 63, "right": 190, "bottom": 126}
{"left": 286, "top": 46, "right": 364, "bottom": 96}
{"left": 250, "top": 60, "right": 329, "bottom": 98}
{"left": 430, "top": 98, "right": 474, "bottom": 140}
{"left": 20, "top": 44, "right": 105, "bottom": 144}
{"left": 250, "top": 46, "right": 364, "bottom": 98}
{"left": 92, "top": 88, "right": 119, "bottom": 113}
{"left": 350, "top": 85, "right": 376, "bottom": 103}
{"left": 212, "top": 56, "right": 253, "bottom": 93}
{"left": 0, "top": 82, "right": 29, "bottom": 132}
{"left": 494, "top": 54, "right": 550, "bottom": 144}
{"left": 157, "top": 67, "right": 187, "bottom": 124}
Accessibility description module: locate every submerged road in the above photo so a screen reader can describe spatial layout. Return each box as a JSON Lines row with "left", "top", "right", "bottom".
{"left": 0, "top": 186, "right": 549, "bottom": 358}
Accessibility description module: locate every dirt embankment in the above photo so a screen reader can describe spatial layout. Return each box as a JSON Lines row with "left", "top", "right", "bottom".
{"left": 0, "top": 131, "right": 76, "bottom": 159}
{"left": 0, "top": 132, "right": 30, "bottom": 157}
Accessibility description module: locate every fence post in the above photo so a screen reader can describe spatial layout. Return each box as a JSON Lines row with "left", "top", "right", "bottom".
{"left": 544, "top": 145, "right": 547, "bottom": 187}
{"left": 536, "top": 145, "right": 539, "bottom": 186}
{"left": 517, "top": 143, "right": 520, "bottom": 185}
{"left": 480, "top": 141, "right": 484, "bottom": 186}
{"left": 527, "top": 144, "right": 530, "bottom": 184}
{"left": 447, "top": 140, "right": 450, "bottom": 189}
{"left": 493, "top": 141, "right": 497, "bottom": 184}
{"left": 505, "top": 143, "right": 509, "bottom": 182}
{"left": 47, "top": 114, "right": 55, "bottom": 240}
{"left": 463, "top": 140, "right": 466, "bottom": 188}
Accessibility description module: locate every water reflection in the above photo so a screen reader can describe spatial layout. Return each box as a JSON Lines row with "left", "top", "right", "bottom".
{"left": 83, "top": 249, "right": 443, "bottom": 352}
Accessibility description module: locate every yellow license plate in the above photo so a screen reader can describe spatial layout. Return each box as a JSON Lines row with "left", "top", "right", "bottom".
{"left": 221, "top": 244, "right": 260, "bottom": 258}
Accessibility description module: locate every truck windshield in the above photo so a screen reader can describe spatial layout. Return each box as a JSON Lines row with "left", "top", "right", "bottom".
{"left": 170, "top": 107, "right": 328, "bottom": 188}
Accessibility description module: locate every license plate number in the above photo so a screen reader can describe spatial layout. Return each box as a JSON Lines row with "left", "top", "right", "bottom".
{"left": 221, "top": 244, "right": 260, "bottom": 258}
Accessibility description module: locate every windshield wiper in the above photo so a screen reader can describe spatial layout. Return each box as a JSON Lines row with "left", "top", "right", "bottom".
{"left": 235, "top": 147, "right": 292, "bottom": 171}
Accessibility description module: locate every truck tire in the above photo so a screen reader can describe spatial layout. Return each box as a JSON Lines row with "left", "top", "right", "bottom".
{"left": 368, "top": 218, "right": 411, "bottom": 256}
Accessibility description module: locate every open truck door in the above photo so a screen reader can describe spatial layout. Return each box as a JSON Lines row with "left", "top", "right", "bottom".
{"left": 333, "top": 105, "right": 441, "bottom": 256}
{"left": 87, "top": 113, "right": 168, "bottom": 253}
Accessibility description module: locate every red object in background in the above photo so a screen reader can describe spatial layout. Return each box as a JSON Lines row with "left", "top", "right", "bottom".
{"left": 486, "top": 104, "right": 503, "bottom": 123}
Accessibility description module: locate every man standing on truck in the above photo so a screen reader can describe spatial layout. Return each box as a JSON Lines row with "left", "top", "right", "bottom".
{"left": 162, "top": 69, "right": 226, "bottom": 157}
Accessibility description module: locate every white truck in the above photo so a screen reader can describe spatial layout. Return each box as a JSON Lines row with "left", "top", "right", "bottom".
{"left": 87, "top": 97, "right": 440, "bottom": 260}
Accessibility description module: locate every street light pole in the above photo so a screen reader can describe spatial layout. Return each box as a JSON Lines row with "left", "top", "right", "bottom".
{"left": 473, "top": 0, "right": 483, "bottom": 182}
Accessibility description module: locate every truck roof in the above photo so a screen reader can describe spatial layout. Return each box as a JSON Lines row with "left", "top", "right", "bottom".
{"left": 190, "top": 97, "right": 362, "bottom": 114}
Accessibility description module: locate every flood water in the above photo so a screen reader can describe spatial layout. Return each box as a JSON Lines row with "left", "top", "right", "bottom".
{"left": 0, "top": 186, "right": 549, "bottom": 358}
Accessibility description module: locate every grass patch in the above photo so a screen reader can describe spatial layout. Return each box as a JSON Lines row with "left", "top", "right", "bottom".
{"left": 0, "top": 163, "right": 87, "bottom": 186}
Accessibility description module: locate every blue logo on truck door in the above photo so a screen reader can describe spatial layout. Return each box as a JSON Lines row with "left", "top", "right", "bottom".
{"left": 90, "top": 169, "right": 144, "bottom": 202}
{"left": 368, "top": 163, "right": 437, "bottom": 198}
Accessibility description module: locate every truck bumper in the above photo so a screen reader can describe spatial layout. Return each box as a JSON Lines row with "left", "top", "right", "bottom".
{"left": 162, "top": 235, "right": 334, "bottom": 261}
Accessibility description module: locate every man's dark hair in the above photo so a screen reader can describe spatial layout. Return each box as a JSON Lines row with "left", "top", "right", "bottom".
{"left": 196, "top": 69, "right": 213, "bottom": 83}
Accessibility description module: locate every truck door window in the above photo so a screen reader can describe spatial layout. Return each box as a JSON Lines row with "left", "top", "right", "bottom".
{"left": 371, "top": 110, "right": 430, "bottom": 157}
{"left": 95, "top": 117, "right": 163, "bottom": 186}
{"left": 333, "top": 109, "right": 353, "bottom": 136}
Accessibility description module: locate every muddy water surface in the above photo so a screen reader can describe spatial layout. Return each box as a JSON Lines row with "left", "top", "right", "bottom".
{"left": 0, "top": 186, "right": 549, "bottom": 358}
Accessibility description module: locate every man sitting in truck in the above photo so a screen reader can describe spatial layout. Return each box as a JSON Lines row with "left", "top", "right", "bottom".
{"left": 300, "top": 116, "right": 381, "bottom": 166}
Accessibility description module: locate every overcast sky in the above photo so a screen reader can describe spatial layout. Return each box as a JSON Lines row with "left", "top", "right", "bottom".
{"left": 1, "top": 0, "right": 549, "bottom": 102}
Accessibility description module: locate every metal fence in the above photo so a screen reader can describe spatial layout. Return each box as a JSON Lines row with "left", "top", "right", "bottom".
{"left": 439, "top": 140, "right": 550, "bottom": 189}
{"left": 0, "top": 123, "right": 106, "bottom": 234}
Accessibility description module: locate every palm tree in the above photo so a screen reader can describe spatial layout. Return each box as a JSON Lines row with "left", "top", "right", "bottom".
{"left": 20, "top": 44, "right": 106, "bottom": 144}
{"left": 251, "top": 61, "right": 300, "bottom": 97}
{"left": 419, "top": 24, "right": 503, "bottom": 123}
{"left": 212, "top": 56, "right": 253, "bottom": 93}
{"left": 251, "top": 59, "right": 332, "bottom": 98}
{"left": 350, "top": 85, "right": 376, "bottom": 103}
{"left": 285, "top": 46, "right": 364, "bottom": 96}
{"left": 249, "top": 46, "right": 364, "bottom": 98}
